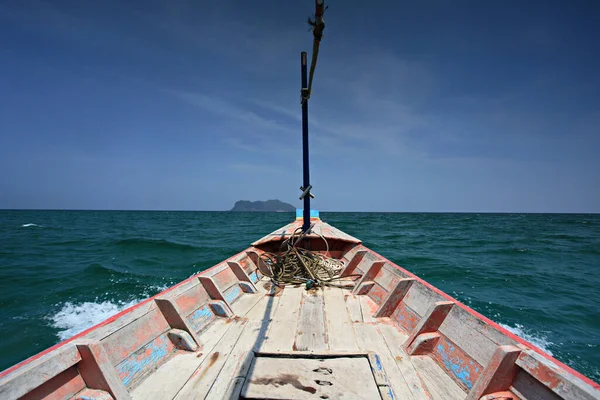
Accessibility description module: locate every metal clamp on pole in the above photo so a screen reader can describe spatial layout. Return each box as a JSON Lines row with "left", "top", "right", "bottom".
{"left": 299, "top": 185, "right": 315, "bottom": 200}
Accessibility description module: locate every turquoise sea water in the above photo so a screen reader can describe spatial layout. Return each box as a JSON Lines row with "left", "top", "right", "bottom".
{"left": 0, "top": 210, "right": 598, "bottom": 382}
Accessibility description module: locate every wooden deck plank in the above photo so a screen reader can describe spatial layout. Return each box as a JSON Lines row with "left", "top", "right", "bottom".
{"left": 411, "top": 356, "right": 466, "bottom": 400}
{"left": 344, "top": 290, "right": 363, "bottom": 323}
{"left": 205, "top": 295, "right": 281, "bottom": 399}
{"left": 261, "top": 285, "right": 304, "bottom": 352}
{"left": 359, "top": 294, "right": 378, "bottom": 323}
{"left": 323, "top": 286, "right": 359, "bottom": 351}
{"left": 353, "top": 323, "right": 415, "bottom": 400}
{"left": 172, "top": 321, "right": 247, "bottom": 400}
{"left": 294, "top": 289, "right": 328, "bottom": 352}
{"left": 230, "top": 291, "right": 263, "bottom": 317}
{"left": 173, "top": 293, "right": 268, "bottom": 400}
{"left": 130, "top": 318, "right": 231, "bottom": 400}
{"left": 379, "top": 323, "right": 430, "bottom": 400}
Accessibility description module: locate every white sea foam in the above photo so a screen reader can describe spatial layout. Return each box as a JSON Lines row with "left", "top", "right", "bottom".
{"left": 50, "top": 299, "right": 140, "bottom": 341}
{"left": 148, "top": 284, "right": 170, "bottom": 293}
{"left": 500, "top": 323, "right": 554, "bottom": 356}
{"left": 21, "top": 223, "right": 38, "bottom": 227}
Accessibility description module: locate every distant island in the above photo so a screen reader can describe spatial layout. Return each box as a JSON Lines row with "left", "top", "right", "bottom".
{"left": 230, "top": 200, "right": 295, "bottom": 212}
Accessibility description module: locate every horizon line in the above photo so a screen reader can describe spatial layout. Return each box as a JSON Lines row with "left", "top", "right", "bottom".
{"left": 1, "top": 208, "right": 598, "bottom": 215}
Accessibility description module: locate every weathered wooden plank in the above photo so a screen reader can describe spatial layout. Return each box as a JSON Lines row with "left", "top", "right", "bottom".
{"left": 228, "top": 261, "right": 258, "bottom": 291}
{"left": 198, "top": 276, "right": 233, "bottom": 315}
{"left": 368, "top": 282, "right": 389, "bottom": 305}
{"left": 359, "top": 295, "right": 378, "bottom": 323}
{"left": 392, "top": 302, "right": 421, "bottom": 333}
{"left": 85, "top": 300, "right": 158, "bottom": 342}
{"left": 375, "top": 278, "right": 415, "bottom": 318}
{"left": 341, "top": 249, "right": 367, "bottom": 277}
{"left": 172, "top": 281, "right": 211, "bottom": 317}
{"left": 101, "top": 308, "right": 170, "bottom": 366}
{"left": 223, "top": 283, "right": 243, "bottom": 305}
{"left": 344, "top": 290, "right": 363, "bottom": 323}
{"left": 76, "top": 340, "right": 131, "bottom": 400}
{"left": 466, "top": 345, "right": 521, "bottom": 400}
{"left": 404, "top": 301, "right": 454, "bottom": 351}
{"left": 353, "top": 323, "right": 414, "bottom": 399}
{"left": 295, "top": 289, "right": 328, "bottom": 352}
{"left": 155, "top": 297, "right": 202, "bottom": 345}
{"left": 173, "top": 290, "right": 269, "bottom": 399}
{"left": 114, "top": 332, "right": 178, "bottom": 389}
{"left": 230, "top": 289, "right": 263, "bottom": 317}
{"left": 212, "top": 266, "right": 239, "bottom": 292}
{"left": 352, "top": 261, "right": 386, "bottom": 294}
{"left": 379, "top": 323, "right": 429, "bottom": 400}
{"left": 511, "top": 369, "right": 562, "bottom": 400}
{"left": 411, "top": 356, "right": 466, "bottom": 400}
{"left": 21, "top": 366, "right": 86, "bottom": 400}
{"left": 0, "top": 345, "right": 82, "bottom": 400}
{"left": 185, "top": 303, "right": 216, "bottom": 334}
{"left": 516, "top": 349, "right": 600, "bottom": 400}
{"left": 130, "top": 318, "right": 231, "bottom": 400}
{"left": 206, "top": 295, "right": 281, "bottom": 398}
{"left": 261, "top": 286, "right": 304, "bottom": 352}
{"left": 173, "top": 320, "right": 248, "bottom": 400}
{"left": 438, "top": 307, "right": 513, "bottom": 366}
{"left": 323, "top": 286, "right": 359, "bottom": 351}
{"left": 431, "top": 334, "right": 483, "bottom": 391}
{"left": 373, "top": 265, "right": 401, "bottom": 292}
{"left": 241, "top": 356, "right": 380, "bottom": 399}
{"left": 403, "top": 282, "right": 445, "bottom": 318}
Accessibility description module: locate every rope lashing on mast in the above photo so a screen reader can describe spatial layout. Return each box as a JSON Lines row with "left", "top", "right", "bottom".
{"left": 302, "top": 0, "right": 327, "bottom": 103}
{"left": 258, "top": 227, "right": 361, "bottom": 288}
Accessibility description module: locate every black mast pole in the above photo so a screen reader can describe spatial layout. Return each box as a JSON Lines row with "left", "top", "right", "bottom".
{"left": 301, "top": 52, "right": 311, "bottom": 233}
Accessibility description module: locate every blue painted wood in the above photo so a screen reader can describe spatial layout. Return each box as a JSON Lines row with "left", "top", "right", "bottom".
{"left": 115, "top": 333, "right": 175, "bottom": 388}
{"left": 223, "top": 284, "right": 242, "bottom": 305}
{"left": 186, "top": 304, "right": 215, "bottom": 333}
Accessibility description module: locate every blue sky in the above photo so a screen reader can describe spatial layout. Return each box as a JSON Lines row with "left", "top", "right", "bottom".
{"left": 1, "top": 1, "right": 598, "bottom": 212}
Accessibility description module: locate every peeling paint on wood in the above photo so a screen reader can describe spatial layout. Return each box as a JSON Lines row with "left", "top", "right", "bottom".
{"left": 115, "top": 333, "right": 176, "bottom": 388}
{"left": 432, "top": 335, "right": 482, "bottom": 391}
{"left": 186, "top": 304, "right": 215, "bottom": 333}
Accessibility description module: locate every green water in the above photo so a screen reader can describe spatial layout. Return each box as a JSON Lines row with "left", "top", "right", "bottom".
{"left": 0, "top": 211, "right": 598, "bottom": 382}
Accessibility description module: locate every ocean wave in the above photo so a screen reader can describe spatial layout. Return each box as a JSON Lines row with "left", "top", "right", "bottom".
{"left": 115, "top": 237, "right": 199, "bottom": 251}
{"left": 50, "top": 299, "right": 140, "bottom": 341}
{"left": 499, "top": 323, "right": 554, "bottom": 355}
{"left": 21, "top": 223, "right": 39, "bottom": 227}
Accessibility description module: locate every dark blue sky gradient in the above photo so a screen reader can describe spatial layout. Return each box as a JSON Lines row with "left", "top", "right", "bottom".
{"left": 1, "top": 1, "right": 598, "bottom": 212}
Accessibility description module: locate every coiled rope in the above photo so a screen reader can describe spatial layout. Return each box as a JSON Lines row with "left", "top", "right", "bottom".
{"left": 258, "top": 226, "right": 359, "bottom": 288}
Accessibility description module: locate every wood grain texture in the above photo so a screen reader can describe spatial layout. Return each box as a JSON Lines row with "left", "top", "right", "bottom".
{"left": 344, "top": 290, "right": 363, "bottom": 323}
{"left": 130, "top": 319, "right": 231, "bottom": 400}
{"left": 295, "top": 289, "right": 328, "bottom": 352}
{"left": 324, "top": 286, "right": 359, "bottom": 351}
{"left": 379, "top": 323, "right": 430, "bottom": 400}
{"left": 403, "top": 282, "right": 445, "bottom": 318}
{"left": 0, "top": 345, "right": 82, "bottom": 400}
{"left": 206, "top": 295, "right": 281, "bottom": 398}
{"left": 101, "top": 308, "right": 170, "bottom": 366}
{"left": 411, "top": 356, "right": 466, "bottom": 400}
{"left": 261, "top": 286, "right": 304, "bottom": 352}
{"left": 439, "top": 307, "right": 515, "bottom": 367}
{"left": 354, "top": 322, "right": 414, "bottom": 399}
